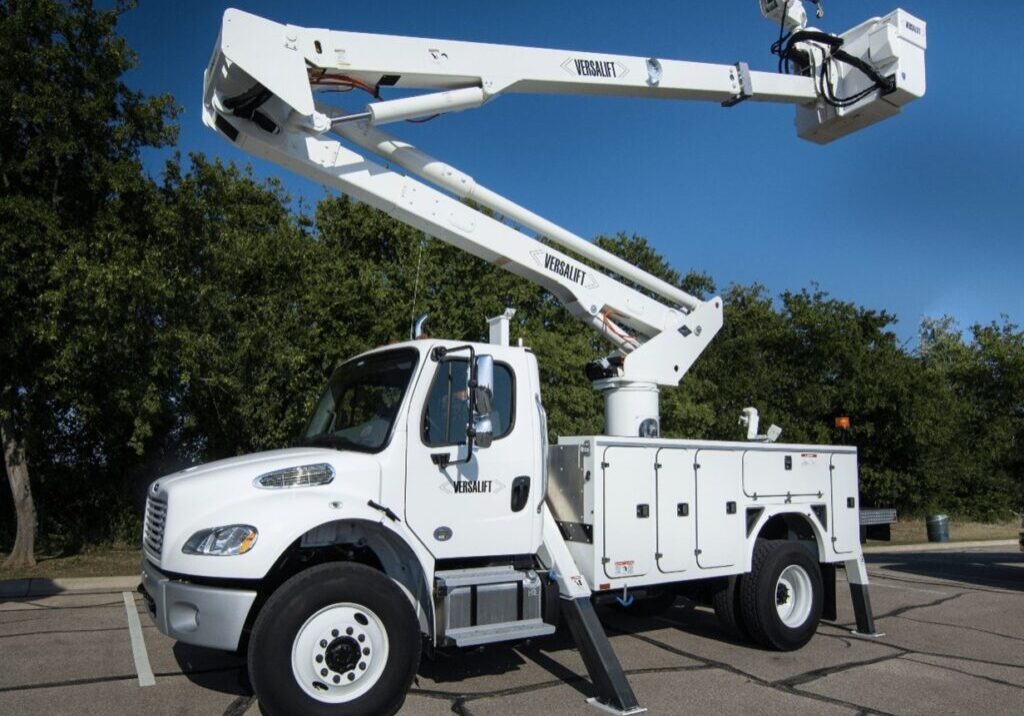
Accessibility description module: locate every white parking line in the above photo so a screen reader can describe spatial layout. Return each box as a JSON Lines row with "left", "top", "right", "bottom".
{"left": 122, "top": 591, "right": 156, "bottom": 687}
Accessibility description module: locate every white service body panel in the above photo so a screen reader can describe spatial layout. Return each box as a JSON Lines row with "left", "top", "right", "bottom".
{"left": 550, "top": 435, "right": 861, "bottom": 593}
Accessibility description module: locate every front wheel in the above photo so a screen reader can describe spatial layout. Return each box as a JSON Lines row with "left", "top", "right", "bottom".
{"left": 248, "top": 562, "right": 421, "bottom": 716}
{"left": 740, "top": 540, "right": 822, "bottom": 651}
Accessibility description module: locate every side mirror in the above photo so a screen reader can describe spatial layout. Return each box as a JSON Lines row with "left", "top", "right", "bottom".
{"left": 472, "top": 355, "right": 495, "bottom": 449}
{"left": 473, "top": 355, "right": 494, "bottom": 415}
{"left": 473, "top": 416, "right": 494, "bottom": 449}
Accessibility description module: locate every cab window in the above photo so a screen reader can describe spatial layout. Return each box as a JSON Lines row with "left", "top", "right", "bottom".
{"left": 423, "top": 358, "right": 514, "bottom": 446}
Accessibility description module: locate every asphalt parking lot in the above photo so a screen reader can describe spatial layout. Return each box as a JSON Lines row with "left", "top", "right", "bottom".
{"left": 1, "top": 544, "right": 1021, "bottom": 716}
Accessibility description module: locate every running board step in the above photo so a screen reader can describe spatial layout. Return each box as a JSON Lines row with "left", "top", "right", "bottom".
{"left": 435, "top": 566, "right": 550, "bottom": 646}
{"left": 446, "top": 619, "right": 555, "bottom": 647}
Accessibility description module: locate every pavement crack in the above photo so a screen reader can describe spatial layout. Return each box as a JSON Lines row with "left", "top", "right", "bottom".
{"left": 450, "top": 696, "right": 475, "bottom": 715}
{"left": 413, "top": 663, "right": 713, "bottom": 705}
{"left": 608, "top": 623, "right": 897, "bottom": 716}
{"left": 862, "top": 571, "right": 1021, "bottom": 596}
{"left": 0, "top": 673, "right": 137, "bottom": 694}
{"left": 777, "top": 650, "right": 909, "bottom": 688}
{"left": 154, "top": 666, "right": 243, "bottom": 679}
{"left": 872, "top": 592, "right": 964, "bottom": 621}
{"left": 0, "top": 625, "right": 148, "bottom": 639}
{"left": 8, "top": 600, "right": 124, "bottom": 611}
{"left": 894, "top": 614, "right": 1024, "bottom": 643}
{"left": 896, "top": 648, "right": 1024, "bottom": 672}
{"left": 901, "top": 655, "right": 1024, "bottom": 691}
{"left": 222, "top": 695, "right": 255, "bottom": 716}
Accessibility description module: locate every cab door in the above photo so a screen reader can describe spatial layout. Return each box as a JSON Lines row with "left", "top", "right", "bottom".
{"left": 404, "top": 347, "right": 540, "bottom": 559}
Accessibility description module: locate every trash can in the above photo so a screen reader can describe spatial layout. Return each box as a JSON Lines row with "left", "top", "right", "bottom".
{"left": 926, "top": 514, "right": 950, "bottom": 543}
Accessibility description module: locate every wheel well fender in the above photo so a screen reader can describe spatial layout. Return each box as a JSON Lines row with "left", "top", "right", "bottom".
{"left": 255, "top": 519, "right": 433, "bottom": 640}
{"left": 748, "top": 509, "right": 828, "bottom": 566}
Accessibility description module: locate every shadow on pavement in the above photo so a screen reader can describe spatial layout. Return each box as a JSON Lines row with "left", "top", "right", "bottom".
{"left": 172, "top": 642, "right": 250, "bottom": 696}
{"left": 417, "top": 627, "right": 596, "bottom": 698}
{"left": 166, "top": 598, "right": 765, "bottom": 703}
{"left": 0, "top": 578, "right": 66, "bottom": 604}
{"left": 866, "top": 549, "right": 1024, "bottom": 591}
{"left": 416, "top": 599, "right": 757, "bottom": 693}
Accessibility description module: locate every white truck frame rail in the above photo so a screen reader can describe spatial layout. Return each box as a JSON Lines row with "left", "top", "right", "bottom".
{"left": 137, "top": 6, "right": 924, "bottom": 716}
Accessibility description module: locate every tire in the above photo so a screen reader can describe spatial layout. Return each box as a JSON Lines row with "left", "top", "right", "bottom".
{"left": 248, "top": 562, "right": 421, "bottom": 716}
{"left": 711, "top": 575, "right": 749, "bottom": 641}
{"left": 739, "top": 540, "right": 822, "bottom": 651}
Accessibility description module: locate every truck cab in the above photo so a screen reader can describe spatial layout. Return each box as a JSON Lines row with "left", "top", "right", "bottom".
{"left": 141, "top": 337, "right": 549, "bottom": 636}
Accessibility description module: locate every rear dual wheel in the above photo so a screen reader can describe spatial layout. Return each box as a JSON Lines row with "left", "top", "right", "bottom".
{"left": 739, "top": 540, "right": 822, "bottom": 651}
{"left": 711, "top": 575, "right": 748, "bottom": 640}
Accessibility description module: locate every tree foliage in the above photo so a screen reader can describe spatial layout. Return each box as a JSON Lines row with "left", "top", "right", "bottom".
{"left": 2, "top": 2, "right": 1022, "bottom": 555}
{"left": 0, "top": 0, "right": 177, "bottom": 557}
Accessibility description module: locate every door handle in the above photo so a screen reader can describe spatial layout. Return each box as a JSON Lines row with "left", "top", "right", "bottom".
{"left": 510, "top": 476, "right": 531, "bottom": 512}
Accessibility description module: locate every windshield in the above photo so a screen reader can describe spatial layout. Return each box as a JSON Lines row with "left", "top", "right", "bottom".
{"left": 301, "top": 348, "right": 419, "bottom": 453}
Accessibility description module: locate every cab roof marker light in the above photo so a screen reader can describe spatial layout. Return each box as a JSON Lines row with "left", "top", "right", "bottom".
{"left": 255, "top": 463, "right": 335, "bottom": 489}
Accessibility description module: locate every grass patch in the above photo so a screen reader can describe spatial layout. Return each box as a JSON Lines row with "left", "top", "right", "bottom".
{"left": 0, "top": 543, "right": 142, "bottom": 581}
{"left": 867, "top": 518, "right": 1020, "bottom": 546}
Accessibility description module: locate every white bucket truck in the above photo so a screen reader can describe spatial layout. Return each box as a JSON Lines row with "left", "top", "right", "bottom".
{"left": 139, "top": 3, "right": 926, "bottom": 714}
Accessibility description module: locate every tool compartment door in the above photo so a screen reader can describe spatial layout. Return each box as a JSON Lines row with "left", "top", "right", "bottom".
{"left": 829, "top": 452, "right": 859, "bottom": 554}
{"left": 655, "top": 448, "right": 695, "bottom": 574}
{"left": 742, "top": 449, "right": 830, "bottom": 502}
{"left": 695, "top": 449, "right": 744, "bottom": 569}
{"left": 601, "top": 446, "right": 656, "bottom": 580}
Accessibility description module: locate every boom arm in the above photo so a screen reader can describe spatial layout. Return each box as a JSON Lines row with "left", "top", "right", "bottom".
{"left": 201, "top": 6, "right": 925, "bottom": 433}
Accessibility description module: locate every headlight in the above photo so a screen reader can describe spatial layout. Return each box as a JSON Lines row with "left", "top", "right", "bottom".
{"left": 254, "top": 463, "right": 335, "bottom": 489}
{"left": 182, "top": 525, "right": 258, "bottom": 556}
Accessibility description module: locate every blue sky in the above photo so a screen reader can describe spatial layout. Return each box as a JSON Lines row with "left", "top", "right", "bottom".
{"left": 119, "top": 1, "right": 1023, "bottom": 345}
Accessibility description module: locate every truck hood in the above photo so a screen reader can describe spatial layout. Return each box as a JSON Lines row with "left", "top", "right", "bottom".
{"left": 154, "top": 447, "right": 379, "bottom": 492}
{"left": 147, "top": 446, "right": 387, "bottom": 578}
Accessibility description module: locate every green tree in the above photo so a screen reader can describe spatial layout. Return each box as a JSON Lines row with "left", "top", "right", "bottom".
{"left": 0, "top": 0, "right": 176, "bottom": 565}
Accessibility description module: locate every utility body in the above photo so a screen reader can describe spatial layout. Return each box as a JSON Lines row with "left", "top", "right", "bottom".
{"left": 140, "top": 4, "right": 926, "bottom": 714}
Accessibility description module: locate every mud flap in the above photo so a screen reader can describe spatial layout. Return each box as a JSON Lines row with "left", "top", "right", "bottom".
{"left": 821, "top": 563, "right": 837, "bottom": 621}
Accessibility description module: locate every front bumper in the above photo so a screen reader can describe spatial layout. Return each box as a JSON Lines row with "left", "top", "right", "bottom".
{"left": 140, "top": 560, "right": 257, "bottom": 652}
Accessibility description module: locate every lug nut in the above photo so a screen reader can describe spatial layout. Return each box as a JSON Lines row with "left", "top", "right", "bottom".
{"left": 362, "top": 647, "right": 370, "bottom": 656}
{"left": 359, "top": 662, "right": 366, "bottom": 670}
{"left": 348, "top": 673, "right": 355, "bottom": 681}
{"left": 320, "top": 668, "right": 328, "bottom": 677}
{"left": 357, "top": 634, "right": 365, "bottom": 642}
{"left": 346, "top": 627, "right": 354, "bottom": 635}
{"left": 319, "top": 639, "right": 327, "bottom": 648}
{"left": 316, "top": 655, "right": 323, "bottom": 663}
{"left": 332, "top": 629, "right": 339, "bottom": 637}
{"left": 333, "top": 675, "right": 340, "bottom": 684}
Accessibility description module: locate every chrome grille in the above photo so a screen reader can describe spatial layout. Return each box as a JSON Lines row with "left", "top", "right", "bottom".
{"left": 144, "top": 492, "right": 168, "bottom": 560}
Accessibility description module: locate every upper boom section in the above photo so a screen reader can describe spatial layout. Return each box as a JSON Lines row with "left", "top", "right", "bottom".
{"left": 201, "top": 6, "right": 925, "bottom": 391}
{"left": 209, "top": 6, "right": 924, "bottom": 144}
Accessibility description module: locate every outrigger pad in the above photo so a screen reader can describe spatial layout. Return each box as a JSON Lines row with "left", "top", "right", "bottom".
{"left": 849, "top": 583, "right": 885, "bottom": 638}
{"left": 560, "top": 597, "right": 646, "bottom": 715}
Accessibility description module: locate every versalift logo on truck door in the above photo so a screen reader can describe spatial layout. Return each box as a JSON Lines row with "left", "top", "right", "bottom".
{"left": 561, "top": 57, "right": 628, "bottom": 79}
{"left": 531, "top": 249, "right": 598, "bottom": 289}
{"left": 439, "top": 478, "right": 505, "bottom": 495}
